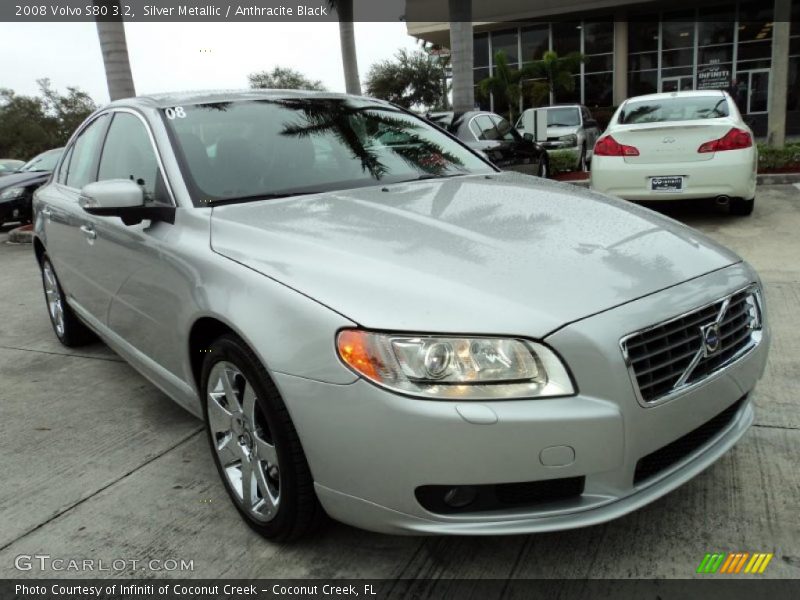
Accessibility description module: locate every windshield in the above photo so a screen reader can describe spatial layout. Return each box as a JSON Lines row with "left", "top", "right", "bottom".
{"left": 164, "top": 98, "right": 493, "bottom": 204}
{"left": 546, "top": 108, "right": 580, "bottom": 127}
{"left": 19, "top": 149, "right": 62, "bottom": 172}
{"left": 619, "top": 96, "right": 730, "bottom": 124}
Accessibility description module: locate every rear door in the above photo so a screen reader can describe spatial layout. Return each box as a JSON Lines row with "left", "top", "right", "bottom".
{"left": 38, "top": 113, "right": 110, "bottom": 317}
{"left": 88, "top": 110, "right": 184, "bottom": 375}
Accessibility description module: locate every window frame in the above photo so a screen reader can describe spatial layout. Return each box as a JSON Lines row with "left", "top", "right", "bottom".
{"left": 97, "top": 110, "right": 174, "bottom": 206}
{"left": 57, "top": 113, "right": 110, "bottom": 192}
{"left": 55, "top": 108, "right": 176, "bottom": 208}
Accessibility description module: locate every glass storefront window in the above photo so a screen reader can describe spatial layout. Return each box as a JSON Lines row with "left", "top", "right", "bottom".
{"left": 662, "top": 14, "right": 695, "bottom": 51}
{"left": 491, "top": 29, "right": 519, "bottom": 64}
{"left": 521, "top": 25, "right": 548, "bottom": 62}
{"left": 661, "top": 66, "right": 693, "bottom": 78}
{"left": 629, "top": 53, "right": 658, "bottom": 71}
{"left": 737, "top": 40, "right": 772, "bottom": 61}
{"left": 584, "top": 22, "right": 613, "bottom": 55}
{"left": 554, "top": 74, "right": 581, "bottom": 103}
{"left": 586, "top": 54, "right": 613, "bottom": 73}
{"left": 474, "top": 33, "right": 489, "bottom": 68}
{"left": 738, "top": 1, "right": 774, "bottom": 43}
{"left": 629, "top": 71, "right": 658, "bottom": 96}
{"left": 553, "top": 22, "right": 581, "bottom": 55}
{"left": 788, "top": 57, "right": 800, "bottom": 111}
{"left": 661, "top": 48, "right": 694, "bottom": 68}
{"left": 585, "top": 72, "right": 613, "bottom": 107}
{"left": 698, "top": 45, "right": 733, "bottom": 65}
{"left": 628, "top": 18, "right": 659, "bottom": 53}
{"left": 698, "top": 11, "right": 734, "bottom": 45}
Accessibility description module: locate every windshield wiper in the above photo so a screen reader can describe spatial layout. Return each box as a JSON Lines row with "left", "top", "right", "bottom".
{"left": 402, "top": 173, "right": 470, "bottom": 183}
{"left": 205, "top": 191, "right": 315, "bottom": 207}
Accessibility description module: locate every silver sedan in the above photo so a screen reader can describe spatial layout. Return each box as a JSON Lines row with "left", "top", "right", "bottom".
{"left": 33, "top": 90, "right": 769, "bottom": 541}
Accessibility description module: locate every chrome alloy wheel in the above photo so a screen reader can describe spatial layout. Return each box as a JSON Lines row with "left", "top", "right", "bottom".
{"left": 42, "top": 261, "right": 65, "bottom": 337}
{"left": 207, "top": 361, "right": 280, "bottom": 522}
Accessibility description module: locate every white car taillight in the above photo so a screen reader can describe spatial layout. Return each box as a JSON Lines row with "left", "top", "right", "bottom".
{"left": 697, "top": 127, "right": 753, "bottom": 153}
{"left": 594, "top": 135, "right": 640, "bottom": 157}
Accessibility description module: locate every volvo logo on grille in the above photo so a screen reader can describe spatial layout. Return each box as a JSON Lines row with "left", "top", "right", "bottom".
{"left": 700, "top": 322, "right": 721, "bottom": 356}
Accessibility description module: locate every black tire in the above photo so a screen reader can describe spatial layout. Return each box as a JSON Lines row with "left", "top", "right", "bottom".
{"left": 537, "top": 155, "right": 549, "bottom": 178}
{"left": 39, "top": 254, "right": 96, "bottom": 347}
{"left": 577, "top": 145, "right": 587, "bottom": 171}
{"left": 730, "top": 197, "right": 754, "bottom": 216}
{"left": 201, "top": 333, "right": 327, "bottom": 542}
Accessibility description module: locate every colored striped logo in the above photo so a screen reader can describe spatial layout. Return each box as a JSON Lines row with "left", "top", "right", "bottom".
{"left": 697, "top": 552, "right": 774, "bottom": 574}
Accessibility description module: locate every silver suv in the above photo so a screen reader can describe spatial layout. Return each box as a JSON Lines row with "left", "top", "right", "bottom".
{"left": 34, "top": 91, "right": 768, "bottom": 541}
{"left": 516, "top": 105, "right": 602, "bottom": 171}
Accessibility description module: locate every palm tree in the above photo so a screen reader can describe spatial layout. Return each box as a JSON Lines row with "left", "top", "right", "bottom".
{"left": 328, "top": 0, "right": 361, "bottom": 95}
{"left": 478, "top": 51, "right": 524, "bottom": 123}
{"left": 94, "top": 1, "right": 135, "bottom": 101}
{"left": 524, "top": 50, "right": 584, "bottom": 106}
{"left": 448, "top": 0, "right": 474, "bottom": 112}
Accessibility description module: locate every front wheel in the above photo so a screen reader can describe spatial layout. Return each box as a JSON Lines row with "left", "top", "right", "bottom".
{"left": 40, "top": 255, "right": 95, "bottom": 347}
{"left": 201, "top": 334, "right": 326, "bottom": 541}
{"left": 537, "top": 155, "right": 549, "bottom": 178}
{"left": 577, "top": 146, "right": 587, "bottom": 172}
{"left": 730, "top": 197, "right": 754, "bottom": 216}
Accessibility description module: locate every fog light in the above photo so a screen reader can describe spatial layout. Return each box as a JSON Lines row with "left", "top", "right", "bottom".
{"left": 443, "top": 485, "right": 477, "bottom": 508}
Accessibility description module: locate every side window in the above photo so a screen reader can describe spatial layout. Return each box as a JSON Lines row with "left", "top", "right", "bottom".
{"left": 65, "top": 115, "right": 108, "bottom": 189}
{"left": 490, "top": 116, "right": 516, "bottom": 141}
{"left": 98, "top": 112, "right": 166, "bottom": 204}
{"left": 57, "top": 145, "right": 74, "bottom": 185}
{"left": 472, "top": 115, "right": 500, "bottom": 141}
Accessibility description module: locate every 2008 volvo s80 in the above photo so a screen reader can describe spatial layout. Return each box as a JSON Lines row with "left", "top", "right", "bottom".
{"left": 33, "top": 91, "right": 769, "bottom": 541}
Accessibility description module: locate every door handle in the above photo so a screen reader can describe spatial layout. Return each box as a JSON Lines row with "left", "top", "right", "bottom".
{"left": 80, "top": 224, "right": 97, "bottom": 240}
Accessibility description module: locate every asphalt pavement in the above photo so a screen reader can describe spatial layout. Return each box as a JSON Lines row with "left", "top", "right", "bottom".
{"left": 0, "top": 185, "right": 798, "bottom": 580}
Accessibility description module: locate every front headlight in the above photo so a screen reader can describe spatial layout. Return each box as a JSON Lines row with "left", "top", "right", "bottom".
{"left": 558, "top": 134, "right": 578, "bottom": 147}
{"left": 336, "top": 330, "right": 575, "bottom": 400}
{"left": 0, "top": 187, "right": 25, "bottom": 200}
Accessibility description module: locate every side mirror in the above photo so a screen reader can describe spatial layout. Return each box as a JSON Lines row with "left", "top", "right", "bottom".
{"left": 523, "top": 132, "right": 534, "bottom": 142}
{"left": 79, "top": 179, "right": 174, "bottom": 226}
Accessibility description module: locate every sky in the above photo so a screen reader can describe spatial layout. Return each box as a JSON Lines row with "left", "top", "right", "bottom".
{"left": 0, "top": 20, "right": 420, "bottom": 103}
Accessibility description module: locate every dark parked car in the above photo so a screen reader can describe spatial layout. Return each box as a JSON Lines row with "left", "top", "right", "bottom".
{"left": 0, "top": 148, "right": 62, "bottom": 226}
{"left": 426, "top": 111, "right": 550, "bottom": 178}
{"left": 0, "top": 159, "right": 25, "bottom": 176}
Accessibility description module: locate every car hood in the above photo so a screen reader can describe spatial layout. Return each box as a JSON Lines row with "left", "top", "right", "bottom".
{"left": 0, "top": 171, "right": 49, "bottom": 191}
{"left": 210, "top": 172, "right": 740, "bottom": 337}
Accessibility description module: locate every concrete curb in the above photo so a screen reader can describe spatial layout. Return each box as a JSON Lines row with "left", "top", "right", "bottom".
{"left": 757, "top": 172, "right": 800, "bottom": 185}
{"left": 8, "top": 225, "right": 33, "bottom": 244}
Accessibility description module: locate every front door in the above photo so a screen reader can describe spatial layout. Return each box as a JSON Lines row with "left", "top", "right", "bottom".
{"left": 661, "top": 76, "right": 694, "bottom": 93}
{"left": 39, "top": 113, "right": 110, "bottom": 321}
{"left": 746, "top": 69, "right": 769, "bottom": 114}
{"left": 88, "top": 110, "right": 183, "bottom": 376}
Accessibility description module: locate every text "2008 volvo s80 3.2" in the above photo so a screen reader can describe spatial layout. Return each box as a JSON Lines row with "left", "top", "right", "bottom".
{"left": 32, "top": 91, "right": 769, "bottom": 541}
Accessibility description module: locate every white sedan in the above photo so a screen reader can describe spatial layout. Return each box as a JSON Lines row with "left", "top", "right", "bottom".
{"left": 590, "top": 91, "right": 758, "bottom": 215}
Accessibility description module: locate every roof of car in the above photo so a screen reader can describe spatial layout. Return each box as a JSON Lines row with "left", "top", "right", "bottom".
{"left": 625, "top": 90, "right": 728, "bottom": 103}
{"left": 108, "top": 89, "right": 379, "bottom": 110}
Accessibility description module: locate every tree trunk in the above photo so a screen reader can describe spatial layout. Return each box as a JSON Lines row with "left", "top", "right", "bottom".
{"left": 95, "top": 1, "right": 135, "bottom": 101}
{"left": 336, "top": 0, "right": 361, "bottom": 95}
{"left": 448, "top": 0, "right": 474, "bottom": 112}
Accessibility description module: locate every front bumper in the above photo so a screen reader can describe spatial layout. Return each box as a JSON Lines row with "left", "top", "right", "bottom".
{"left": 0, "top": 196, "right": 29, "bottom": 222}
{"left": 590, "top": 149, "right": 757, "bottom": 201}
{"left": 276, "top": 263, "right": 768, "bottom": 535}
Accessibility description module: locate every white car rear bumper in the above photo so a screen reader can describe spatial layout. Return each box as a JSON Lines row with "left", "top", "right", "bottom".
{"left": 590, "top": 149, "right": 757, "bottom": 201}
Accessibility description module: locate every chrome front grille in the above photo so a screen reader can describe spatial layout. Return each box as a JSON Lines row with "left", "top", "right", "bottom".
{"left": 622, "top": 286, "right": 763, "bottom": 404}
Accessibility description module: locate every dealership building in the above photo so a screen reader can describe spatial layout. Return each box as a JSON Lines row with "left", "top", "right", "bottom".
{"left": 407, "top": 0, "right": 800, "bottom": 140}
